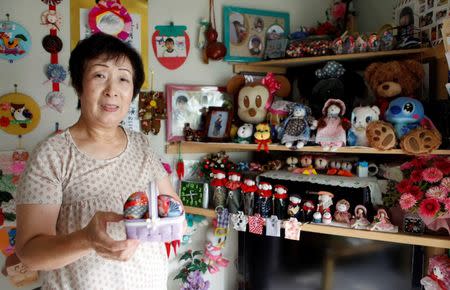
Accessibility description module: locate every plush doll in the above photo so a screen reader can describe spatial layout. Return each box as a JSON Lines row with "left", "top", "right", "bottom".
{"left": 286, "top": 156, "right": 299, "bottom": 171}
{"left": 226, "top": 73, "right": 291, "bottom": 124}
{"left": 347, "top": 105, "right": 380, "bottom": 146}
{"left": 254, "top": 123, "right": 271, "bottom": 153}
{"left": 316, "top": 99, "right": 350, "bottom": 151}
{"left": 241, "top": 178, "right": 257, "bottom": 216}
{"left": 338, "top": 161, "right": 353, "bottom": 177}
{"left": 334, "top": 199, "right": 351, "bottom": 224}
{"left": 292, "top": 155, "right": 317, "bottom": 175}
{"left": 287, "top": 194, "right": 302, "bottom": 221}
{"left": 421, "top": 255, "right": 450, "bottom": 290}
{"left": 280, "top": 103, "right": 318, "bottom": 149}
{"left": 235, "top": 123, "right": 253, "bottom": 144}
{"left": 327, "top": 160, "right": 341, "bottom": 175}
{"left": 273, "top": 185, "right": 289, "bottom": 220}
{"left": 365, "top": 60, "right": 424, "bottom": 116}
{"left": 367, "top": 97, "right": 442, "bottom": 154}
{"left": 300, "top": 200, "right": 316, "bottom": 222}
{"left": 225, "top": 172, "right": 242, "bottom": 214}
{"left": 314, "top": 156, "right": 329, "bottom": 174}
{"left": 255, "top": 182, "right": 273, "bottom": 218}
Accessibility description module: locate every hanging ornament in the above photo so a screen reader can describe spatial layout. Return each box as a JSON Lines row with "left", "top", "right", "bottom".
{"left": 44, "top": 91, "right": 65, "bottom": 113}
{"left": 40, "top": 9, "right": 62, "bottom": 30}
{"left": 88, "top": 0, "right": 132, "bottom": 41}
{"left": 152, "top": 23, "right": 190, "bottom": 70}
{"left": 0, "top": 88, "right": 41, "bottom": 135}
{"left": 41, "top": 0, "right": 62, "bottom": 5}
{"left": 283, "top": 218, "right": 302, "bottom": 241}
{"left": 42, "top": 34, "right": 63, "bottom": 54}
{"left": 176, "top": 143, "right": 184, "bottom": 180}
{"left": 0, "top": 16, "right": 32, "bottom": 63}
{"left": 203, "top": 0, "right": 226, "bottom": 63}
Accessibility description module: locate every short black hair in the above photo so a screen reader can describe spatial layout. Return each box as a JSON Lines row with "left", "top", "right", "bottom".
{"left": 165, "top": 38, "right": 174, "bottom": 44}
{"left": 176, "top": 95, "right": 188, "bottom": 104}
{"left": 69, "top": 32, "right": 144, "bottom": 99}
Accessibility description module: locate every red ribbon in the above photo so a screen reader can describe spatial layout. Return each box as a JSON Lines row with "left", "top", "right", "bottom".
{"left": 261, "top": 72, "right": 280, "bottom": 109}
{"left": 256, "top": 139, "right": 271, "bottom": 153}
{"left": 241, "top": 184, "right": 257, "bottom": 193}
{"left": 211, "top": 178, "right": 226, "bottom": 187}
{"left": 225, "top": 181, "right": 241, "bottom": 190}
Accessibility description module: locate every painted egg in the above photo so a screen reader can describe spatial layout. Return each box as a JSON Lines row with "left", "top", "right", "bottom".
{"left": 124, "top": 192, "right": 149, "bottom": 219}
{"left": 157, "top": 195, "right": 183, "bottom": 217}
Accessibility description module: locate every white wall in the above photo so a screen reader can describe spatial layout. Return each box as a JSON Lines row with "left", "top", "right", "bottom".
{"left": 0, "top": 0, "right": 330, "bottom": 289}
{"left": 355, "top": 0, "right": 395, "bottom": 33}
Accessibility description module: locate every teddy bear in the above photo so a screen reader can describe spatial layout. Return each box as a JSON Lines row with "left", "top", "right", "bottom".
{"left": 280, "top": 103, "right": 318, "bottom": 149}
{"left": 226, "top": 73, "right": 291, "bottom": 124}
{"left": 366, "top": 97, "right": 441, "bottom": 154}
{"left": 347, "top": 105, "right": 380, "bottom": 147}
{"left": 234, "top": 123, "right": 254, "bottom": 144}
{"left": 364, "top": 60, "right": 424, "bottom": 116}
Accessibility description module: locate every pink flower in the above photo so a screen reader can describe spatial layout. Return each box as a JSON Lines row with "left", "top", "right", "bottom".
{"left": 400, "top": 161, "right": 414, "bottom": 171}
{"left": 409, "top": 185, "right": 424, "bottom": 200}
{"left": 441, "top": 177, "right": 450, "bottom": 191}
{"left": 396, "top": 179, "right": 412, "bottom": 194}
{"left": 418, "top": 198, "right": 440, "bottom": 218}
{"left": 444, "top": 198, "right": 450, "bottom": 212}
{"left": 434, "top": 159, "right": 450, "bottom": 175}
{"left": 409, "top": 169, "right": 423, "bottom": 183}
{"left": 399, "top": 193, "right": 416, "bottom": 210}
{"left": 425, "top": 185, "right": 448, "bottom": 201}
{"left": 422, "top": 167, "right": 443, "bottom": 183}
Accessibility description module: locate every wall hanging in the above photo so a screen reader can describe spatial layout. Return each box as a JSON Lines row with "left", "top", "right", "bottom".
{"left": 152, "top": 23, "right": 190, "bottom": 70}
{"left": 0, "top": 14, "right": 31, "bottom": 63}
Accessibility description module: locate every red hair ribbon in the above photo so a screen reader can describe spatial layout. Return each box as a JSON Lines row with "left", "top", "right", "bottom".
{"left": 261, "top": 72, "right": 280, "bottom": 109}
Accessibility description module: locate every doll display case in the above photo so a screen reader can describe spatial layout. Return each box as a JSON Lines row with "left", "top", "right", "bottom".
{"left": 124, "top": 182, "right": 185, "bottom": 242}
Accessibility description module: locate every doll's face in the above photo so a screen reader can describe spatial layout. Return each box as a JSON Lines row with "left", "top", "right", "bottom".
{"left": 301, "top": 156, "right": 312, "bottom": 167}
{"left": 237, "top": 84, "right": 270, "bottom": 124}
{"left": 245, "top": 179, "right": 255, "bottom": 186}
{"left": 433, "top": 266, "right": 444, "bottom": 279}
{"left": 337, "top": 203, "right": 348, "bottom": 212}
{"left": 327, "top": 104, "right": 341, "bottom": 116}
{"left": 290, "top": 196, "right": 301, "bottom": 203}
{"left": 315, "top": 157, "right": 328, "bottom": 169}
{"left": 293, "top": 107, "right": 306, "bottom": 118}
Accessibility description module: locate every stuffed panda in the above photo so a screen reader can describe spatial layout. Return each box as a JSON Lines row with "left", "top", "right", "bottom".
{"left": 347, "top": 106, "right": 380, "bottom": 146}
{"left": 235, "top": 123, "right": 254, "bottom": 144}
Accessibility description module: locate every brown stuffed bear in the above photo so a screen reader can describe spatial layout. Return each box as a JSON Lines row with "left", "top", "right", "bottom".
{"left": 364, "top": 60, "right": 424, "bottom": 116}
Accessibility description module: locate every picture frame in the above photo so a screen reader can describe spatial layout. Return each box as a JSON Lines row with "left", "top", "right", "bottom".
{"left": 166, "top": 84, "right": 231, "bottom": 142}
{"left": 204, "top": 107, "right": 233, "bottom": 142}
{"left": 179, "top": 180, "right": 208, "bottom": 208}
{"left": 223, "top": 6, "right": 290, "bottom": 62}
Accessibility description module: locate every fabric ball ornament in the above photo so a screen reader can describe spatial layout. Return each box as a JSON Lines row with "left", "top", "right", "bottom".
{"left": 157, "top": 195, "right": 184, "bottom": 217}
{"left": 46, "top": 64, "right": 66, "bottom": 83}
{"left": 42, "top": 34, "right": 63, "bottom": 53}
{"left": 123, "top": 192, "right": 149, "bottom": 219}
{"left": 315, "top": 61, "right": 346, "bottom": 79}
{"left": 45, "top": 91, "right": 65, "bottom": 113}
{"left": 41, "top": 0, "right": 62, "bottom": 5}
{"left": 40, "top": 10, "right": 62, "bottom": 30}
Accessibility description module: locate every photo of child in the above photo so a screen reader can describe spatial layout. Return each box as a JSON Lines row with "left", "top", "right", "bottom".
{"left": 253, "top": 17, "right": 264, "bottom": 32}
{"left": 207, "top": 111, "right": 229, "bottom": 138}
{"left": 248, "top": 36, "right": 262, "bottom": 55}
{"left": 229, "top": 13, "right": 247, "bottom": 45}
{"left": 266, "top": 24, "right": 284, "bottom": 40}
{"left": 156, "top": 36, "right": 187, "bottom": 58}
{"left": 172, "top": 94, "right": 192, "bottom": 136}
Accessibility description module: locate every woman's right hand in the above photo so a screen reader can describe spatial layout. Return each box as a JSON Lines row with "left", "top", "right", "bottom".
{"left": 82, "top": 211, "right": 140, "bottom": 261}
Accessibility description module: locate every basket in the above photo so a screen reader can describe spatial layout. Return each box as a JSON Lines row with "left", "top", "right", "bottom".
{"left": 124, "top": 182, "right": 185, "bottom": 242}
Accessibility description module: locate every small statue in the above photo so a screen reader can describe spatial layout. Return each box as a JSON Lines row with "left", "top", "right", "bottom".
{"left": 350, "top": 205, "right": 370, "bottom": 229}
{"left": 241, "top": 178, "right": 257, "bottom": 216}
{"left": 318, "top": 191, "right": 334, "bottom": 214}
{"left": 225, "top": 171, "right": 242, "bottom": 214}
{"left": 273, "top": 185, "right": 289, "bottom": 220}
{"left": 255, "top": 182, "right": 272, "bottom": 218}
{"left": 287, "top": 194, "right": 302, "bottom": 221}
{"left": 183, "top": 123, "right": 194, "bottom": 141}
{"left": 313, "top": 205, "right": 322, "bottom": 223}
{"left": 334, "top": 199, "right": 351, "bottom": 224}
{"left": 322, "top": 211, "right": 332, "bottom": 224}
{"left": 280, "top": 104, "right": 317, "bottom": 149}
{"left": 369, "top": 208, "right": 398, "bottom": 232}
{"left": 300, "top": 200, "right": 315, "bottom": 222}
{"left": 211, "top": 169, "right": 227, "bottom": 209}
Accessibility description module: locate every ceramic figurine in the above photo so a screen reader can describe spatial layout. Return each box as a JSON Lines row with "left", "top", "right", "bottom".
{"left": 355, "top": 34, "right": 368, "bottom": 53}
{"left": 256, "top": 182, "right": 273, "bottom": 218}
{"left": 313, "top": 205, "right": 322, "bottom": 223}
{"left": 287, "top": 194, "right": 302, "bottom": 221}
{"left": 420, "top": 255, "right": 450, "bottom": 290}
{"left": 369, "top": 208, "right": 398, "bottom": 232}
{"left": 367, "top": 33, "right": 380, "bottom": 51}
{"left": 211, "top": 169, "right": 227, "bottom": 209}
{"left": 225, "top": 171, "right": 242, "bottom": 214}
{"left": 300, "top": 200, "right": 315, "bottom": 222}
{"left": 241, "top": 178, "right": 257, "bottom": 215}
{"left": 235, "top": 123, "right": 254, "bottom": 144}
{"left": 334, "top": 199, "right": 351, "bottom": 224}
{"left": 273, "top": 185, "right": 289, "bottom": 220}
{"left": 286, "top": 156, "right": 299, "bottom": 171}
{"left": 280, "top": 103, "right": 317, "bottom": 149}
{"left": 322, "top": 211, "right": 332, "bottom": 224}
{"left": 350, "top": 205, "right": 370, "bottom": 229}
{"left": 316, "top": 99, "right": 350, "bottom": 151}
{"left": 318, "top": 191, "right": 334, "bottom": 214}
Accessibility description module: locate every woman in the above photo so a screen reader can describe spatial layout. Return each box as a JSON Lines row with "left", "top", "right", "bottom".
{"left": 15, "top": 33, "right": 183, "bottom": 289}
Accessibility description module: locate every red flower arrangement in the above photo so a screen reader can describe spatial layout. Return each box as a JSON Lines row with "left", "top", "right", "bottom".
{"left": 199, "top": 151, "right": 236, "bottom": 181}
{"left": 398, "top": 156, "right": 450, "bottom": 234}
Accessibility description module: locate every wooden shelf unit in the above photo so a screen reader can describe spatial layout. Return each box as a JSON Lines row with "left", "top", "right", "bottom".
{"left": 183, "top": 207, "right": 449, "bottom": 248}
{"left": 233, "top": 48, "right": 428, "bottom": 74}
{"left": 166, "top": 141, "right": 450, "bottom": 155}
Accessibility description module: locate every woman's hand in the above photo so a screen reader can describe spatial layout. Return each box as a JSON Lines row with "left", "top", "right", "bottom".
{"left": 82, "top": 211, "right": 140, "bottom": 261}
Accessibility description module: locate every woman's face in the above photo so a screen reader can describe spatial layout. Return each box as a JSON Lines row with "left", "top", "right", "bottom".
{"left": 79, "top": 54, "right": 134, "bottom": 128}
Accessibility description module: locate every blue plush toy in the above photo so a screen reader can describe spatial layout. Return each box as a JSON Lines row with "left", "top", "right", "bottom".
{"left": 385, "top": 97, "right": 426, "bottom": 138}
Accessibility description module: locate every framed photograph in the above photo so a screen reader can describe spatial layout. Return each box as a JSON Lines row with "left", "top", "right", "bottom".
{"left": 179, "top": 180, "right": 208, "bottom": 208}
{"left": 204, "top": 107, "right": 233, "bottom": 142}
{"left": 166, "top": 85, "right": 231, "bottom": 142}
{"left": 223, "top": 6, "right": 290, "bottom": 62}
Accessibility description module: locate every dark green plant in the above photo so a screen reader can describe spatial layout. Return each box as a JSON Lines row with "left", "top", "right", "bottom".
{"left": 174, "top": 250, "right": 208, "bottom": 283}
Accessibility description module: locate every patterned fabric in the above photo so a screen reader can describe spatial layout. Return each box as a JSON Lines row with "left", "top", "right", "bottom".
{"left": 230, "top": 211, "right": 248, "bottom": 231}
{"left": 283, "top": 218, "right": 302, "bottom": 241}
{"left": 16, "top": 128, "right": 169, "bottom": 290}
{"left": 216, "top": 207, "right": 230, "bottom": 229}
{"left": 282, "top": 117, "right": 310, "bottom": 143}
{"left": 248, "top": 214, "right": 265, "bottom": 235}
{"left": 265, "top": 215, "right": 281, "bottom": 237}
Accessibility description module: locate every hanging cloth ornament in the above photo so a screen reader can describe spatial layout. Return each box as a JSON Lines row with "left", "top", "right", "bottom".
{"left": 0, "top": 89, "right": 41, "bottom": 135}
{"left": 41, "top": 0, "right": 62, "bottom": 5}
{"left": 40, "top": 9, "right": 62, "bottom": 30}
{"left": 42, "top": 34, "right": 63, "bottom": 54}
{"left": 45, "top": 64, "right": 66, "bottom": 84}
{"left": 203, "top": 0, "right": 226, "bottom": 63}
{"left": 152, "top": 23, "right": 190, "bottom": 70}
{"left": 44, "top": 91, "right": 65, "bottom": 113}
{"left": 176, "top": 143, "right": 184, "bottom": 180}
{"left": 265, "top": 215, "right": 281, "bottom": 237}
{"left": 0, "top": 16, "right": 32, "bottom": 63}
{"left": 88, "top": 0, "right": 132, "bottom": 41}
{"left": 248, "top": 214, "right": 265, "bottom": 235}
{"left": 283, "top": 218, "right": 302, "bottom": 241}
{"left": 231, "top": 211, "right": 248, "bottom": 231}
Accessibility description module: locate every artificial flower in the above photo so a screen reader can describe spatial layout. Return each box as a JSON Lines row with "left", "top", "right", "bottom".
{"left": 399, "top": 193, "right": 416, "bottom": 211}
{"left": 426, "top": 185, "right": 448, "bottom": 201}
{"left": 419, "top": 198, "right": 440, "bottom": 218}
{"left": 0, "top": 116, "right": 10, "bottom": 127}
{"left": 409, "top": 169, "right": 423, "bottom": 183}
{"left": 409, "top": 185, "right": 424, "bottom": 200}
{"left": 422, "top": 167, "right": 444, "bottom": 183}
{"left": 441, "top": 177, "right": 450, "bottom": 191}
{"left": 444, "top": 198, "right": 450, "bottom": 213}
{"left": 396, "top": 179, "right": 412, "bottom": 194}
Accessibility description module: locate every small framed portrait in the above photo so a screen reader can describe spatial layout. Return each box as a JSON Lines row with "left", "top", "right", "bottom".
{"left": 223, "top": 6, "right": 289, "bottom": 62}
{"left": 155, "top": 35, "right": 187, "bottom": 58}
{"left": 166, "top": 85, "right": 231, "bottom": 142}
{"left": 204, "top": 107, "right": 233, "bottom": 142}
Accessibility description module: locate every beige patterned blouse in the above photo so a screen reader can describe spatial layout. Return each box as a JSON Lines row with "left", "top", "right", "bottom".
{"left": 16, "top": 128, "right": 169, "bottom": 290}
